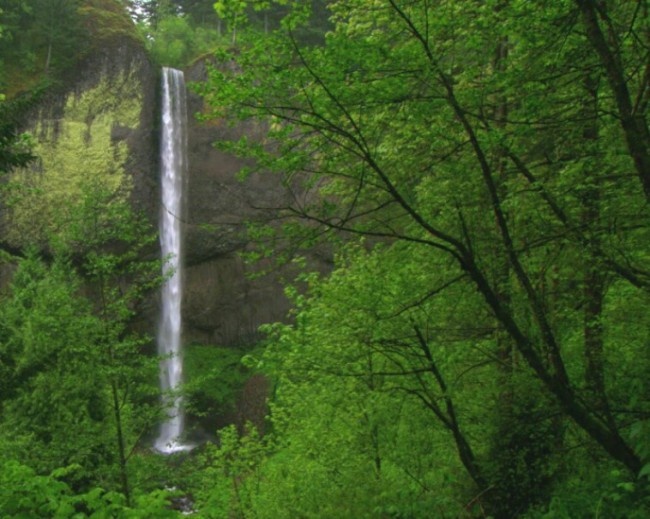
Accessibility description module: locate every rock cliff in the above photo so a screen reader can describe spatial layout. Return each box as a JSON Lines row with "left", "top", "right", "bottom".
{"left": 182, "top": 59, "right": 296, "bottom": 348}
{"left": 3, "top": 33, "right": 299, "bottom": 351}
{"left": 2, "top": 9, "right": 321, "bottom": 434}
{"left": 2, "top": 35, "right": 158, "bottom": 247}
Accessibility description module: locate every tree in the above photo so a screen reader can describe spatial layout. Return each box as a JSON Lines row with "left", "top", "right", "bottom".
{"left": 250, "top": 245, "right": 496, "bottom": 517}
{"left": 177, "top": 0, "right": 220, "bottom": 25}
{"left": 0, "top": 6, "right": 36, "bottom": 173}
{"left": 0, "top": 457, "right": 180, "bottom": 517}
{"left": 33, "top": 0, "right": 84, "bottom": 73}
{"left": 212, "top": 0, "right": 320, "bottom": 44}
{"left": 199, "top": 0, "right": 650, "bottom": 512}
{"left": 0, "top": 95, "right": 35, "bottom": 173}
{"left": 573, "top": 0, "right": 650, "bottom": 202}
{"left": 0, "top": 0, "right": 88, "bottom": 93}
{"left": 0, "top": 0, "right": 32, "bottom": 73}
{"left": 54, "top": 181, "right": 162, "bottom": 502}
{"left": 124, "top": 0, "right": 178, "bottom": 26}
{"left": 0, "top": 182, "right": 161, "bottom": 499}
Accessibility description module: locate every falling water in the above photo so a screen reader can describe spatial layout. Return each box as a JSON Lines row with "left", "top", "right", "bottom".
{"left": 155, "top": 67, "right": 191, "bottom": 454}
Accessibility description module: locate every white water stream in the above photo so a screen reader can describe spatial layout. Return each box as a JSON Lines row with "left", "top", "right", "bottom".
{"left": 154, "top": 67, "right": 192, "bottom": 454}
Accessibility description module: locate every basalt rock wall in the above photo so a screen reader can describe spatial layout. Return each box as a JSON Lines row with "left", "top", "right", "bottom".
{"left": 4, "top": 46, "right": 301, "bottom": 350}
{"left": 182, "top": 59, "right": 297, "bottom": 348}
{"left": 2, "top": 25, "right": 316, "bottom": 436}
{"left": 2, "top": 40, "right": 158, "bottom": 243}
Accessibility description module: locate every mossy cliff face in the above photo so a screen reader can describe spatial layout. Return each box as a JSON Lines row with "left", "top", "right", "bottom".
{"left": 2, "top": 39, "right": 157, "bottom": 248}
{"left": 2, "top": 41, "right": 320, "bottom": 354}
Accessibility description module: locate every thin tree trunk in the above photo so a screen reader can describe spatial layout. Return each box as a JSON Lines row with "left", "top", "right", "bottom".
{"left": 44, "top": 41, "right": 52, "bottom": 74}
{"left": 580, "top": 73, "right": 613, "bottom": 424}
{"left": 413, "top": 326, "right": 489, "bottom": 491}
{"left": 111, "top": 379, "right": 131, "bottom": 506}
{"left": 575, "top": 0, "right": 650, "bottom": 201}
{"left": 492, "top": 34, "right": 513, "bottom": 374}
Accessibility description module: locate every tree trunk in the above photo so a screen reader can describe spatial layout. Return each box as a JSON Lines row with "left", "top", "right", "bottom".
{"left": 111, "top": 379, "right": 131, "bottom": 506}
{"left": 44, "top": 41, "right": 52, "bottom": 74}
{"left": 580, "top": 72, "right": 617, "bottom": 430}
{"left": 575, "top": 0, "right": 650, "bottom": 202}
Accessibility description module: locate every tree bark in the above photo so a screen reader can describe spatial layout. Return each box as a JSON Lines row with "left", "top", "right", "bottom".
{"left": 461, "top": 252, "right": 641, "bottom": 474}
{"left": 413, "top": 326, "right": 489, "bottom": 491}
{"left": 580, "top": 72, "right": 613, "bottom": 422}
{"left": 111, "top": 380, "right": 131, "bottom": 506}
{"left": 575, "top": 0, "right": 650, "bottom": 202}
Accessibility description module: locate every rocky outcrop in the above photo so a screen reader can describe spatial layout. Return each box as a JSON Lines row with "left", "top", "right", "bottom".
{"left": 0, "top": 1, "right": 317, "bottom": 438}
{"left": 2, "top": 34, "right": 158, "bottom": 247}
{"left": 181, "top": 59, "right": 299, "bottom": 347}
{"left": 3, "top": 29, "right": 303, "bottom": 353}
{"left": 3, "top": 28, "right": 336, "bottom": 451}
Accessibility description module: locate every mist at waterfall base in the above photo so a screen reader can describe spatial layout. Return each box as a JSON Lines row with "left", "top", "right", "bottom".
{"left": 154, "top": 67, "right": 193, "bottom": 454}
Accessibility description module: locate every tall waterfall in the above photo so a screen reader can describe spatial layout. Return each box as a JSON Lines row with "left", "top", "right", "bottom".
{"left": 155, "top": 67, "right": 191, "bottom": 454}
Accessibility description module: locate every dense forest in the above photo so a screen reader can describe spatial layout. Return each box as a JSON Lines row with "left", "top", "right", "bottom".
{"left": 1, "top": 0, "right": 650, "bottom": 517}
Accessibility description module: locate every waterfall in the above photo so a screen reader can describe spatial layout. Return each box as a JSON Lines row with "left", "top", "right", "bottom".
{"left": 154, "top": 67, "right": 191, "bottom": 454}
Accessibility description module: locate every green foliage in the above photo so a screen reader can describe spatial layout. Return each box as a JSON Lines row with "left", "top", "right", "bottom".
{"left": 189, "top": 243, "right": 488, "bottom": 517}
{"left": 0, "top": 458, "right": 180, "bottom": 517}
{"left": 213, "top": 0, "right": 250, "bottom": 33}
{"left": 0, "top": 252, "right": 112, "bottom": 480}
{"left": 0, "top": 459, "right": 78, "bottom": 517}
{"left": 193, "top": 424, "right": 269, "bottom": 517}
{"left": 0, "top": 0, "right": 144, "bottom": 97}
{"left": 6, "top": 68, "right": 143, "bottom": 248}
{"left": 0, "top": 0, "right": 86, "bottom": 92}
{"left": 0, "top": 182, "right": 160, "bottom": 495}
{"left": 4, "top": 0, "right": 650, "bottom": 514}
{"left": 198, "top": 0, "right": 650, "bottom": 515}
{"left": 184, "top": 344, "right": 250, "bottom": 425}
{"left": 147, "top": 15, "right": 222, "bottom": 67}
{"left": 212, "top": 0, "right": 313, "bottom": 43}
{"left": 0, "top": 92, "right": 38, "bottom": 173}
{"left": 79, "top": 0, "right": 145, "bottom": 48}
{"left": 142, "top": 0, "right": 328, "bottom": 67}
{"left": 525, "top": 467, "right": 650, "bottom": 519}
{"left": 485, "top": 386, "right": 561, "bottom": 517}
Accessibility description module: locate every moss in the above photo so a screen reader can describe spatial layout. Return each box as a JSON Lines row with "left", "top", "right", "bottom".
{"left": 6, "top": 69, "right": 143, "bottom": 247}
{"left": 64, "top": 71, "right": 142, "bottom": 128}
